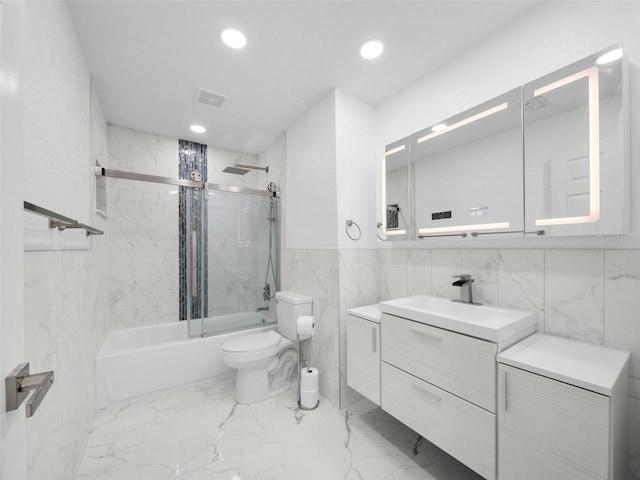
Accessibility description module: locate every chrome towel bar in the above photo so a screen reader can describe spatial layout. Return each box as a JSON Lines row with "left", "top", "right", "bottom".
{"left": 24, "top": 201, "right": 104, "bottom": 237}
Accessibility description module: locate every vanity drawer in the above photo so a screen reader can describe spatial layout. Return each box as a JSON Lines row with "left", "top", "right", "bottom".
{"left": 381, "top": 362, "right": 496, "bottom": 480}
{"left": 381, "top": 313, "right": 497, "bottom": 412}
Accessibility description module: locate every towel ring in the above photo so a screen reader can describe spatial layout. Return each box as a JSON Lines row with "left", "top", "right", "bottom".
{"left": 345, "top": 219, "right": 361, "bottom": 241}
{"left": 376, "top": 222, "right": 387, "bottom": 241}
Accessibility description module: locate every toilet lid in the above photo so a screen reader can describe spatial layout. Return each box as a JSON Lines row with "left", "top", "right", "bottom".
{"left": 222, "top": 330, "right": 282, "bottom": 353}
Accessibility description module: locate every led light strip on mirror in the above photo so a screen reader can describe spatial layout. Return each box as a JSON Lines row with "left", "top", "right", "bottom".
{"left": 418, "top": 221, "right": 510, "bottom": 235}
{"left": 533, "top": 66, "right": 600, "bottom": 227}
{"left": 381, "top": 145, "right": 407, "bottom": 236}
{"left": 416, "top": 102, "right": 509, "bottom": 144}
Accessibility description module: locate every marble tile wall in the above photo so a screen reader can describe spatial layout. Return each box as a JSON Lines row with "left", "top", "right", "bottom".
{"left": 107, "top": 126, "right": 264, "bottom": 329}
{"left": 282, "top": 249, "right": 341, "bottom": 405}
{"left": 24, "top": 249, "right": 109, "bottom": 479}
{"left": 23, "top": 85, "right": 110, "bottom": 480}
{"left": 376, "top": 247, "right": 640, "bottom": 477}
{"left": 107, "top": 126, "right": 180, "bottom": 329}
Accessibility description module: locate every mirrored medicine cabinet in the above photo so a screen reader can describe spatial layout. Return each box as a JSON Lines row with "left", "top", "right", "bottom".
{"left": 412, "top": 87, "right": 523, "bottom": 239}
{"left": 380, "top": 43, "right": 629, "bottom": 242}
{"left": 523, "top": 43, "right": 628, "bottom": 237}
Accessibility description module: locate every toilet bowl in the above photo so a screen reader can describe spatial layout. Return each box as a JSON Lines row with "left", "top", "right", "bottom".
{"left": 221, "top": 291, "right": 313, "bottom": 404}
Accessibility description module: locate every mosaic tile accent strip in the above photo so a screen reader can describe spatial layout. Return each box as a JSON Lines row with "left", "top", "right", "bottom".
{"left": 179, "top": 140, "right": 208, "bottom": 321}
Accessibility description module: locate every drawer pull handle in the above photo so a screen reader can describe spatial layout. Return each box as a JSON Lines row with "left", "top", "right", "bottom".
{"left": 410, "top": 328, "right": 442, "bottom": 341}
{"left": 503, "top": 369, "right": 508, "bottom": 411}
{"left": 371, "top": 327, "right": 377, "bottom": 353}
{"left": 411, "top": 383, "right": 441, "bottom": 402}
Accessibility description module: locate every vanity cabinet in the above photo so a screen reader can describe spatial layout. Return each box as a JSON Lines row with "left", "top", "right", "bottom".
{"left": 380, "top": 312, "right": 499, "bottom": 480}
{"left": 382, "top": 313, "right": 496, "bottom": 412}
{"left": 346, "top": 306, "right": 381, "bottom": 405}
{"left": 497, "top": 334, "right": 630, "bottom": 480}
{"left": 382, "top": 362, "right": 496, "bottom": 479}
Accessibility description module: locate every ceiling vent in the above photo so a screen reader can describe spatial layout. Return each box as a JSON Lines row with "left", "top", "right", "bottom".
{"left": 524, "top": 95, "right": 552, "bottom": 111}
{"left": 194, "top": 87, "right": 228, "bottom": 109}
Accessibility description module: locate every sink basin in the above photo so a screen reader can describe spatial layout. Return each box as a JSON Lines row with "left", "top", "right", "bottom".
{"left": 379, "top": 295, "right": 536, "bottom": 348}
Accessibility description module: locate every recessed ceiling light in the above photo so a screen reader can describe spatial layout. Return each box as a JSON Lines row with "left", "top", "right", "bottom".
{"left": 359, "top": 39, "right": 383, "bottom": 60}
{"left": 221, "top": 29, "right": 247, "bottom": 49}
{"left": 595, "top": 48, "right": 623, "bottom": 65}
{"left": 432, "top": 123, "right": 447, "bottom": 132}
{"left": 190, "top": 125, "right": 206, "bottom": 133}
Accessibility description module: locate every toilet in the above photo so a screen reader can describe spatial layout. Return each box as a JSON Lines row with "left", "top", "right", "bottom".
{"left": 221, "top": 291, "right": 313, "bottom": 404}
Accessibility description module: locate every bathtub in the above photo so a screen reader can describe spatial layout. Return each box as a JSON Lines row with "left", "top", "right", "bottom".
{"left": 96, "top": 313, "right": 275, "bottom": 410}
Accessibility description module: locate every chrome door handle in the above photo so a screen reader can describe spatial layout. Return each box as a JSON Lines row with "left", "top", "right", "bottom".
{"left": 191, "top": 231, "right": 197, "bottom": 297}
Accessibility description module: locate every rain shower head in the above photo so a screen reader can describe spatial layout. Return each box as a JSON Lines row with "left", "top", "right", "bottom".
{"left": 222, "top": 166, "right": 250, "bottom": 175}
{"left": 223, "top": 163, "right": 269, "bottom": 175}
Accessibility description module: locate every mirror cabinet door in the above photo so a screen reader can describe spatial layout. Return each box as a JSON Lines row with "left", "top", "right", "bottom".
{"left": 381, "top": 137, "right": 411, "bottom": 241}
{"left": 411, "top": 87, "right": 524, "bottom": 239}
{"left": 524, "top": 43, "right": 628, "bottom": 237}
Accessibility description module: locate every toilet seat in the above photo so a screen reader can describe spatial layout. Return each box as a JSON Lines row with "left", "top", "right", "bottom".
{"left": 223, "top": 330, "right": 282, "bottom": 354}
{"left": 221, "top": 330, "right": 293, "bottom": 365}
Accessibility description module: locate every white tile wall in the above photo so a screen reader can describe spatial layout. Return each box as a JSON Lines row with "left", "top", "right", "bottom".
{"left": 461, "top": 250, "right": 498, "bottom": 305}
{"left": 545, "top": 250, "right": 604, "bottom": 344}
{"left": 23, "top": 83, "right": 110, "bottom": 479}
{"left": 379, "top": 249, "right": 408, "bottom": 301}
{"left": 407, "top": 249, "right": 432, "bottom": 296}
{"left": 430, "top": 249, "right": 461, "bottom": 299}
{"left": 282, "top": 249, "right": 340, "bottom": 405}
{"left": 497, "top": 250, "right": 545, "bottom": 331}
{"left": 107, "top": 126, "right": 180, "bottom": 329}
{"left": 604, "top": 250, "right": 640, "bottom": 398}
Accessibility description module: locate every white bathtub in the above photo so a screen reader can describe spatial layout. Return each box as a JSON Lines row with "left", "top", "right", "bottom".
{"left": 96, "top": 313, "right": 275, "bottom": 410}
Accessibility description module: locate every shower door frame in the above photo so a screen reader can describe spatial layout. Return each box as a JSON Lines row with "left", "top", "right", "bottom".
{"left": 94, "top": 167, "right": 279, "bottom": 335}
{"left": 96, "top": 167, "right": 275, "bottom": 198}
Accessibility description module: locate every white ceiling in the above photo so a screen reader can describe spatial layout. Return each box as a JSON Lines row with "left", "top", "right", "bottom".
{"left": 67, "top": 1, "right": 539, "bottom": 155}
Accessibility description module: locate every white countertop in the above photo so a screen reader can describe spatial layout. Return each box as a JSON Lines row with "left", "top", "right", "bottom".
{"left": 497, "top": 333, "right": 630, "bottom": 396}
{"left": 347, "top": 304, "right": 381, "bottom": 324}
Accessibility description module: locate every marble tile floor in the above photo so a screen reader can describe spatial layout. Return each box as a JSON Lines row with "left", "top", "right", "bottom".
{"left": 76, "top": 375, "right": 484, "bottom": 480}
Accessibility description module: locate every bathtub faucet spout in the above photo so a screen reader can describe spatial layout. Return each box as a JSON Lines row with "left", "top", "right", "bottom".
{"left": 256, "top": 306, "right": 269, "bottom": 312}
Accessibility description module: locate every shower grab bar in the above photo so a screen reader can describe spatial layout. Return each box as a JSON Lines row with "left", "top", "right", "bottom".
{"left": 24, "top": 201, "right": 104, "bottom": 237}
{"left": 95, "top": 167, "right": 277, "bottom": 198}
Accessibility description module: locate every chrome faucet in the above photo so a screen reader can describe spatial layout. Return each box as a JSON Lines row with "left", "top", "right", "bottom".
{"left": 451, "top": 274, "right": 481, "bottom": 305}
{"left": 256, "top": 306, "right": 269, "bottom": 312}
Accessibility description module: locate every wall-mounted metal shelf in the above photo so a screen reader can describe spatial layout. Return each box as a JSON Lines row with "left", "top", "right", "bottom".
{"left": 24, "top": 201, "right": 104, "bottom": 237}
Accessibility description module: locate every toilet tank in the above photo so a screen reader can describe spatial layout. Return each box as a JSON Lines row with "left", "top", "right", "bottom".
{"left": 275, "top": 291, "right": 313, "bottom": 340}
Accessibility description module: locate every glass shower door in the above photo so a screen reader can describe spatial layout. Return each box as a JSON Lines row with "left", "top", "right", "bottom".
{"left": 187, "top": 188, "right": 278, "bottom": 337}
